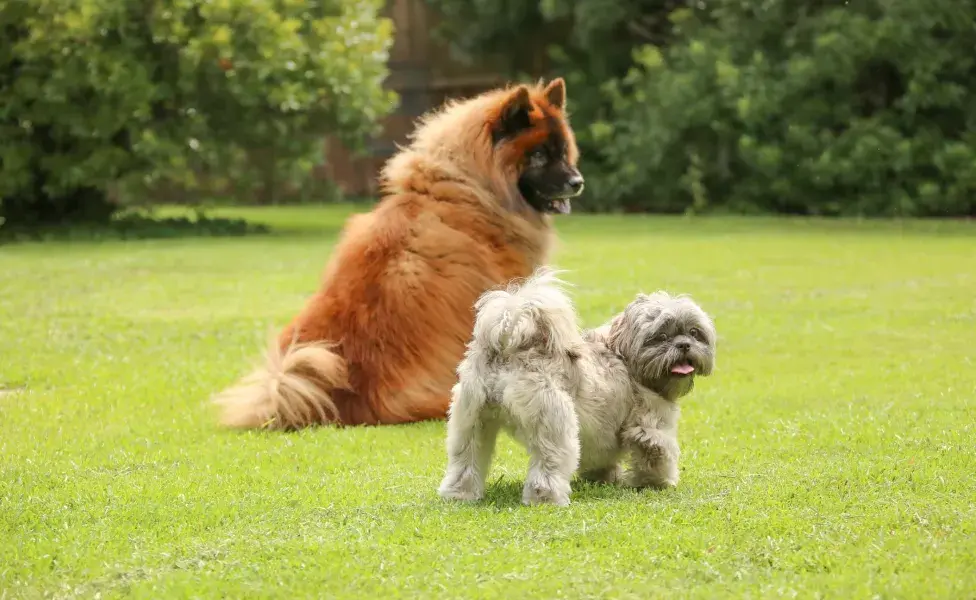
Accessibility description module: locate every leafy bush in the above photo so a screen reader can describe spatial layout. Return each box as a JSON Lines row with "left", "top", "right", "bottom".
{"left": 0, "top": 0, "right": 395, "bottom": 228}
{"left": 427, "top": 0, "right": 976, "bottom": 216}
{"left": 596, "top": 0, "right": 976, "bottom": 216}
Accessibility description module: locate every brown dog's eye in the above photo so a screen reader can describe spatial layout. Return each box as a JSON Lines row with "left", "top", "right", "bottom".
{"left": 528, "top": 149, "right": 547, "bottom": 168}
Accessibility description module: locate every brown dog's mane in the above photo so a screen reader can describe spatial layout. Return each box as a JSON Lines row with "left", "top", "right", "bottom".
{"left": 213, "top": 79, "right": 580, "bottom": 429}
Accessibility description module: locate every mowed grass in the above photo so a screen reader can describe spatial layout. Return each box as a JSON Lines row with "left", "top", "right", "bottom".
{"left": 1, "top": 204, "right": 975, "bottom": 599}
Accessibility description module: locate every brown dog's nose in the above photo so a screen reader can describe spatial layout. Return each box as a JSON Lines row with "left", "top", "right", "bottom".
{"left": 567, "top": 174, "right": 585, "bottom": 194}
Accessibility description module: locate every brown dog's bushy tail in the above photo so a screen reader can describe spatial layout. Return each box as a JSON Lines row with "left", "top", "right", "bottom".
{"left": 213, "top": 336, "right": 348, "bottom": 430}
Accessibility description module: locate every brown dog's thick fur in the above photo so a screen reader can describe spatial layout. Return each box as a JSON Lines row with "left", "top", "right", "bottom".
{"left": 214, "top": 79, "right": 580, "bottom": 429}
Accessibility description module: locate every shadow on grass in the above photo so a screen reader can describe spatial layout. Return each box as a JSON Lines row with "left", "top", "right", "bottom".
{"left": 476, "top": 474, "right": 646, "bottom": 508}
{"left": 0, "top": 201, "right": 374, "bottom": 244}
{"left": 0, "top": 213, "right": 272, "bottom": 245}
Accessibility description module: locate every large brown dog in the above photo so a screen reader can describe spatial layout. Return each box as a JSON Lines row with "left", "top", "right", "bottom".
{"left": 214, "top": 78, "right": 584, "bottom": 429}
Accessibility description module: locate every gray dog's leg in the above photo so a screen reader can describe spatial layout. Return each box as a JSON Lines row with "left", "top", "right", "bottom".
{"left": 622, "top": 426, "right": 680, "bottom": 489}
{"left": 439, "top": 381, "right": 500, "bottom": 502}
{"left": 514, "top": 383, "right": 580, "bottom": 506}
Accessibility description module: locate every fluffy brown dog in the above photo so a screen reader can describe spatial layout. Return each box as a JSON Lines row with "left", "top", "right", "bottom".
{"left": 214, "top": 78, "right": 584, "bottom": 429}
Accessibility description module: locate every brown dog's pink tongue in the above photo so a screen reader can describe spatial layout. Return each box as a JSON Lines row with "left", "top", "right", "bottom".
{"left": 671, "top": 364, "right": 695, "bottom": 375}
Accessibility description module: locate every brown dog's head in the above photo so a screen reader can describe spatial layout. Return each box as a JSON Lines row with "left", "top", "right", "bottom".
{"left": 489, "top": 79, "right": 583, "bottom": 215}
{"left": 380, "top": 77, "right": 583, "bottom": 214}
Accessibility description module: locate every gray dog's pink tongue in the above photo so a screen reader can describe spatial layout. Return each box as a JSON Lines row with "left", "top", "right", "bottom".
{"left": 671, "top": 364, "right": 695, "bottom": 375}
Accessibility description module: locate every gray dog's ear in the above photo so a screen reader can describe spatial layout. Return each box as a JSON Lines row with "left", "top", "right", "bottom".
{"left": 605, "top": 314, "right": 627, "bottom": 354}
{"left": 702, "top": 315, "right": 718, "bottom": 348}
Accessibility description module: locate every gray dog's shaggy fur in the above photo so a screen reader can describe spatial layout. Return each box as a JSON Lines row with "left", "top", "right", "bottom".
{"left": 438, "top": 268, "right": 717, "bottom": 506}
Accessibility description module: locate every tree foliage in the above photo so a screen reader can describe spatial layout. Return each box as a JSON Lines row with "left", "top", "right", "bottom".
{"left": 0, "top": 0, "right": 395, "bottom": 226}
{"left": 427, "top": 0, "right": 976, "bottom": 216}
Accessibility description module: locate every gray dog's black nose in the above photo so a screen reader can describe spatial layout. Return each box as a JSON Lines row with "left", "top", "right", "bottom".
{"left": 675, "top": 340, "right": 691, "bottom": 352}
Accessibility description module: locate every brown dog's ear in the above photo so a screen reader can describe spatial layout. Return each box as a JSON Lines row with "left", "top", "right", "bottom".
{"left": 494, "top": 85, "right": 533, "bottom": 142}
{"left": 543, "top": 78, "right": 566, "bottom": 109}
{"left": 503, "top": 85, "right": 531, "bottom": 118}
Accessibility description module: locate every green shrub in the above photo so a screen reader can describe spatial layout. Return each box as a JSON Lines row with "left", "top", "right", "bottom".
{"left": 595, "top": 0, "right": 976, "bottom": 216}
{"left": 0, "top": 0, "right": 395, "bottom": 228}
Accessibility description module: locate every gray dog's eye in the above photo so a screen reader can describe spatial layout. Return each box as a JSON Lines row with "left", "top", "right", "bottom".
{"left": 656, "top": 332, "right": 669, "bottom": 342}
{"left": 689, "top": 327, "right": 703, "bottom": 341}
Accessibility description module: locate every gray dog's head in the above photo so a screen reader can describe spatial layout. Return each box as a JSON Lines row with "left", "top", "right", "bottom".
{"left": 606, "top": 292, "right": 716, "bottom": 401}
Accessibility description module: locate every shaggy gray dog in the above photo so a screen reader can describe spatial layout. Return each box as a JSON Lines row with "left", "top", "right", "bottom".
{"left": 438, "top": 269, "right": 717, "bottom": 506}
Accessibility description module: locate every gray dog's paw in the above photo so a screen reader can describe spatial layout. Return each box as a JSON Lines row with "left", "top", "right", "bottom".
{"left": 644, "top": 444, "right": 666, "bottom": 459}
{"left": 623, "top": 467, "right": 679, "bottom": 490}
{"left": 438, "top": 469, "right": 485, "bottom": 502}
{"left": 439, "top": 486, "right": 483, "bottom": 502}
{"left": 522, "top": 477, "right": 572, "bottom": 506}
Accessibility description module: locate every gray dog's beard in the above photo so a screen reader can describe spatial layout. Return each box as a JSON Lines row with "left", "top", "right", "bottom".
{"left": 632, "top": 348, "right": 707, "bottom": 401}
{"left": 647, "top": 375, "right": 694, "bottom": 401}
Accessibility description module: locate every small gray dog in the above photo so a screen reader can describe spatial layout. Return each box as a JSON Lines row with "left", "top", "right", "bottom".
{"left": 438, "top": 269, "right": 716, "bottom": 506}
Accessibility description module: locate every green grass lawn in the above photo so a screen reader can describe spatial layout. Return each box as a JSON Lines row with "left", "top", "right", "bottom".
{"left": 2, "top": 205, "right": 975, "bottom": 598}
